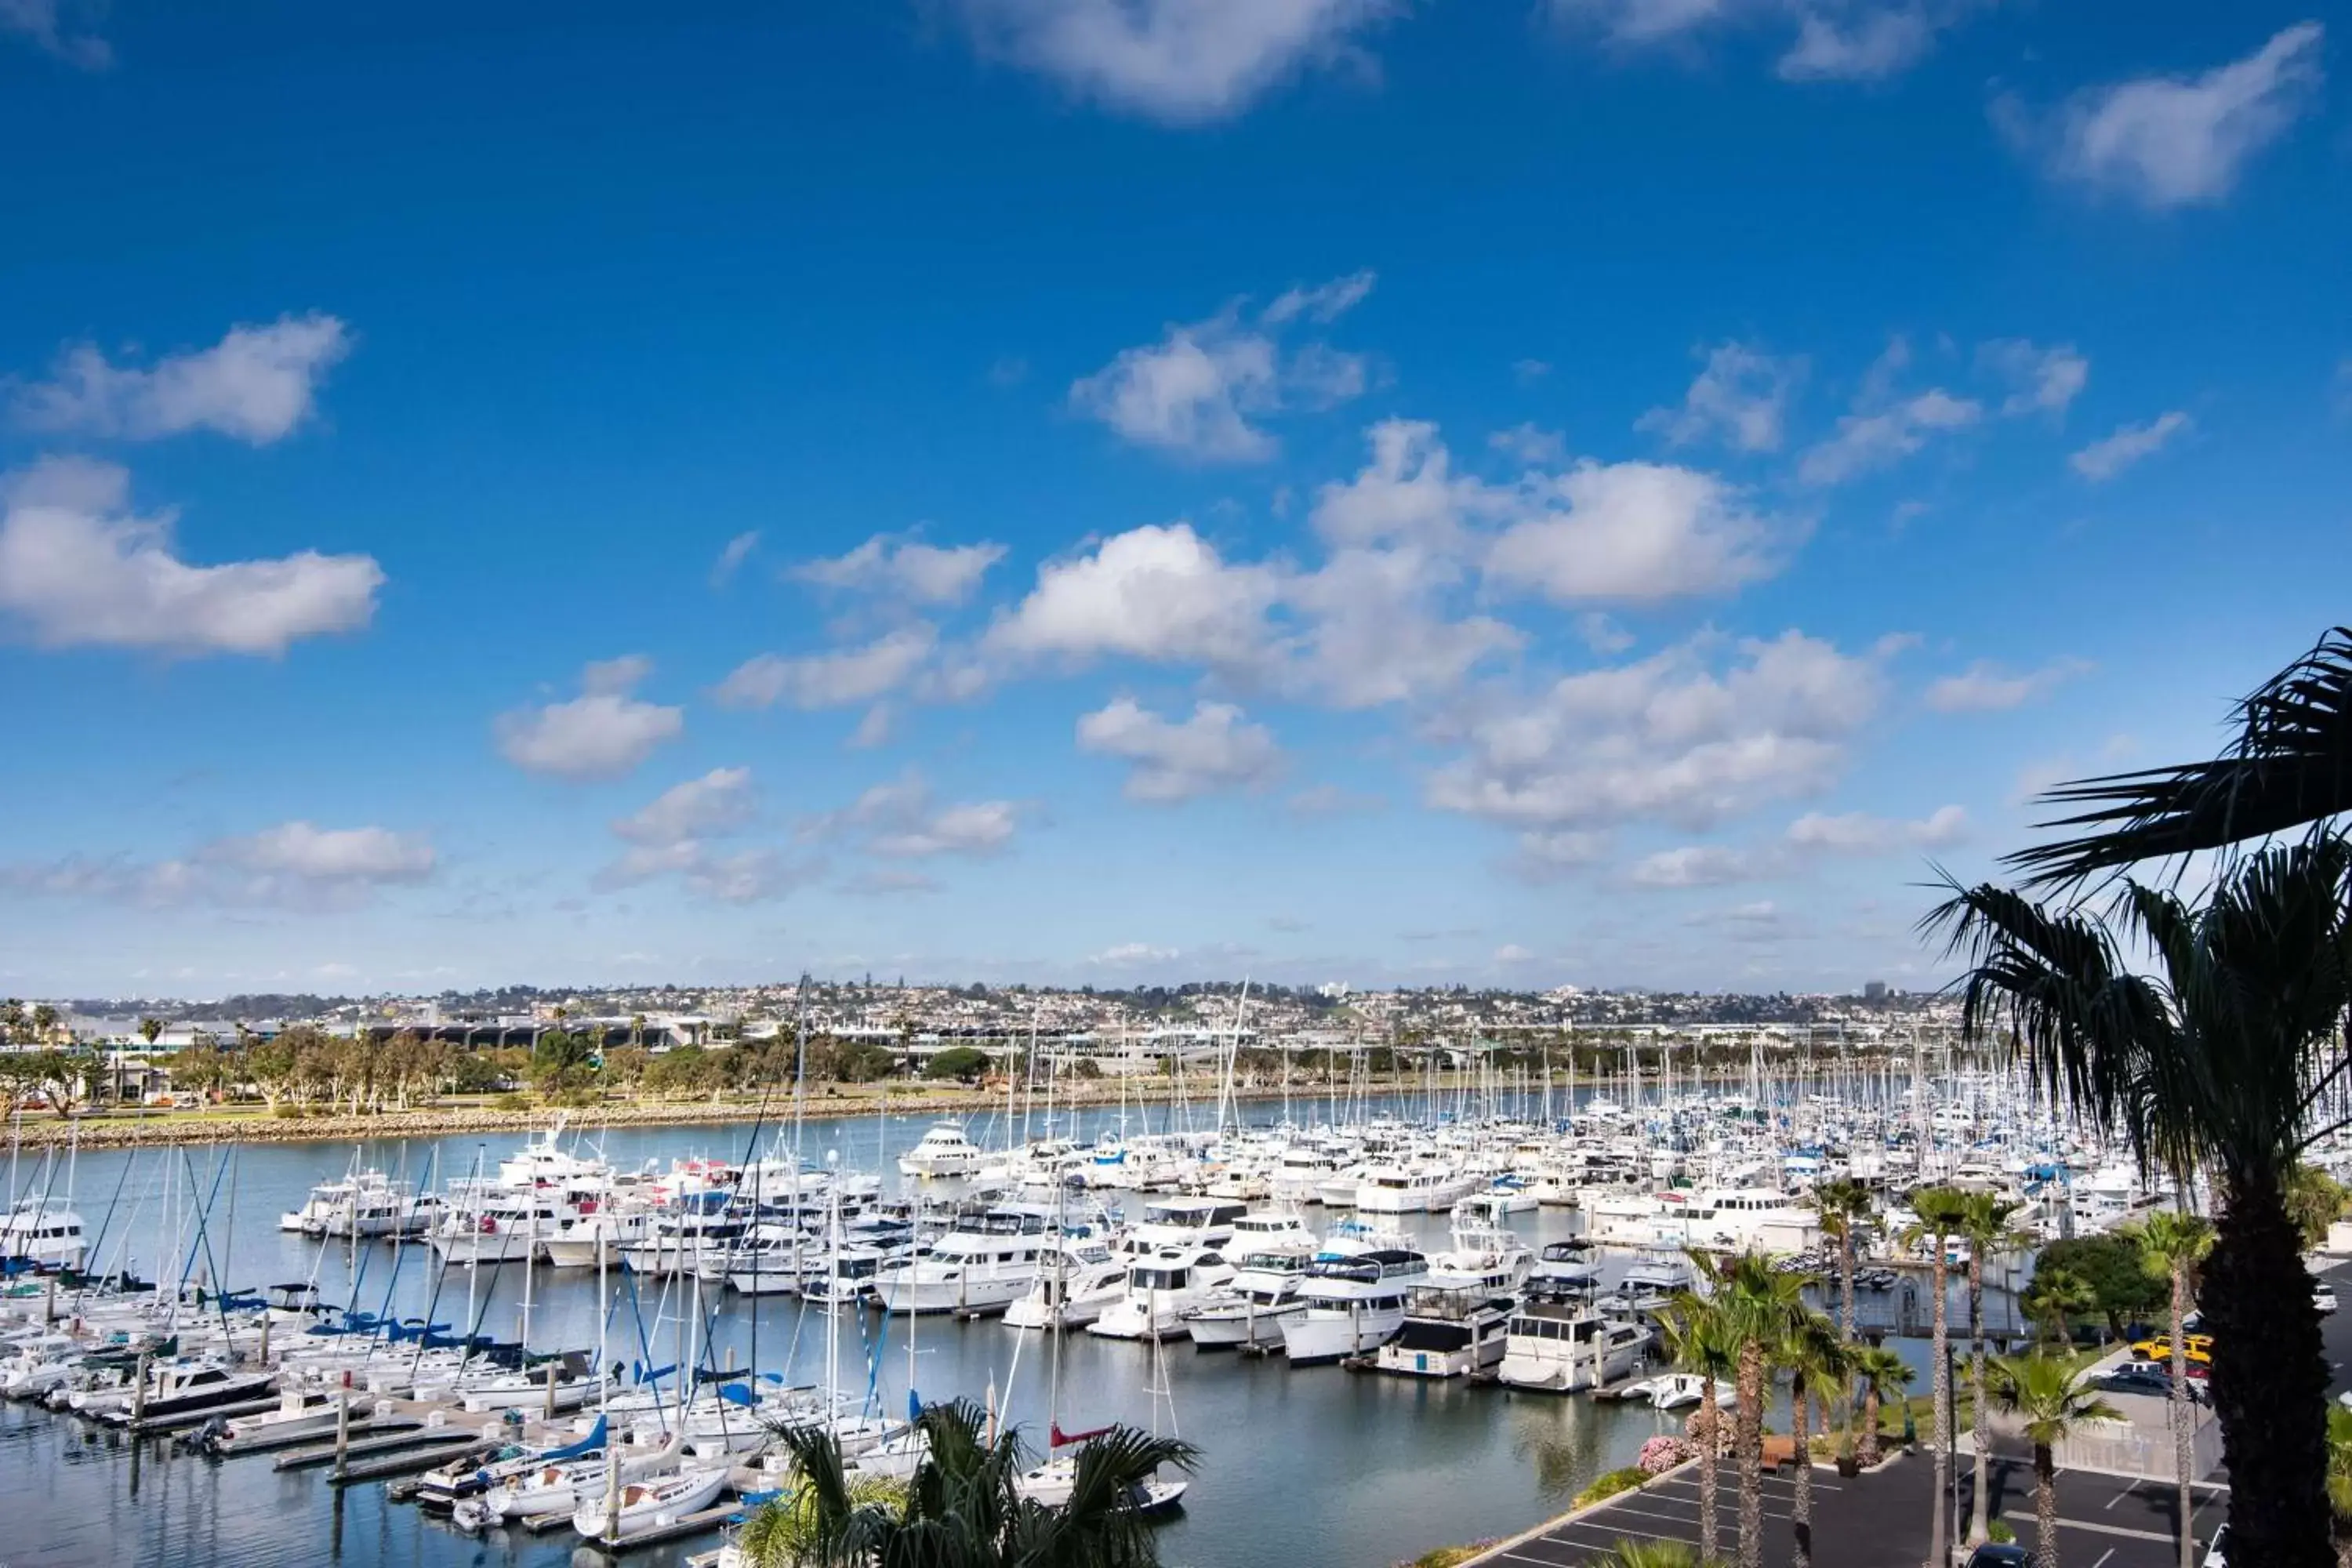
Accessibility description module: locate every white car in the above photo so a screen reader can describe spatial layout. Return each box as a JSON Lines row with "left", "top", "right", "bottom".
{"left": 2317, "top": 1284, "right": 2339, "bottom": 1314}
{"left": 2202, "top": 1523, "right": 2229, "bottom": 1566}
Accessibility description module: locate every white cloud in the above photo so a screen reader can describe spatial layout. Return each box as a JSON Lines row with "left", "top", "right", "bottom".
{"left": 0, "top": 0, "right": 111, "bottom": 67}
{"left": 1070, "top": 278, "right": 1374, "bottom": 462}
{"left": 496, "top": 656, "right": 684, "bottom": 780}
{"left": 1924, "top": 657, "right": 2092, "bottom": 713}
{"left": 793, "top": 533, "right": 1007, "bottom": 604}
{"left": 3, "top": 820, "right": 434, "bottom": 910}
{"left": 1784, "top": 804, "right": 1968, "bottom": 853}
{"left": 1427, "top": 630, "right": 1891, "bottom": 834}
{"left": 713, "top": 625, "right": 938, "bottom": 710}
{"left": 848, "top": 705, "right": 895, "bottom": 750}
{"left": 2069, "top": 411, "right": 2192, "bottom": 480}
{"left": 809, "top": 773, "right": 1022, "bottom": 859}
{"left": 985, "top": 522, "right": 1281, "bottom": 670}
{"left": 1798, "top": 345, "right": 1983, "bottom": 485}
{"left": 1490, "top": 423, "right": 1569, "bottom": 466}
{"left": 948, "top": 0, "right": 1399, "bottom": 124}
{"left": 1639, "top": 341, "right": 1802, "bottom": 452}
{"left": 1486, "top": 459, "right": 1780, "bottom": 603}
{"left": 1312, "top": 419, "right": 1481, "bottom": 550}
{"left": 1979, "top": 339, "right": 2089, "bottom": 418}
{"left": 1287, "top": 782, "right": 1384, "bottom": 816}
{"left": 1261, "top": 269, "right": 1378, "bottom": 325}
{"left": 1510, "top": 829, "right": 1610, "bottom": 881}
{"left": 1089, "top": 941, "right": 1180, "bottom": 967}
{"left": 1630, "top": 844, "right": 1766, "bottom": 887}
{"left": 612, "top": 767, "right": 757, "bottom": 846}
{"left": 1076, "top": 697, "right": 1283, "bottom": 802}
{"left": 597, "top": 768, "right": 808, "bottom": 902}
{"left": 15, "top": 314, "right": 351, "bottom": 445}
{"left": 1999, "top": 22, "right": 2325, "bottom": 209}
{"left": 0, "top": 456, "right": 383, "bottom": 657}
{"left": 1777, "top": 5, "right": 1938, "bottom": 82}
{"left": 1493, "top": 943, "right": 1536, "bottom": 965}
{"left": 710, "top": 530, "right": 760, "bottom": 586}
{"left": 1288, "top": 543, "right": 1522, "bottom": 708}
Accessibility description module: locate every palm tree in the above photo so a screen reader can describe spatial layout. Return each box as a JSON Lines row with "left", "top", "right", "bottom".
{"left": 2007, "top": 626, "right": 2352, "bottom": 883}
{"left": 1932, "top": 835, "right": 2352, "bottom": 1566}
{"left": 764, "top": 1399, "right": 1197, "bottom": 1568}
{"left": 1903, "top": 1185, "right": 1975, "bottom": 1568}
{"left": 1848, "top": 1345, "right": 1914, "bottom": 1467}
{"left": 1597, "top": 1542, "right": 1726, "bottom": 1568}
{"left": 1659, "top": 1293, "right": 1741, "bottom": 1562}
{"left": 1962, "top": 1193, "right": 2030, "bottom": 1545}
{"left": 1701, "top": 1250, "right": 1811, "bottom": 1568}
{"left": 1809, "top": 1178, "right": 1878, "bottom": 1343}
{"left": 739, "top": 1468, "right": 904, "bottom": 1566}
{"left": 1775, "top": 1310, "right": 1846, "bottom": 1568}
{"left": 2325, "top": 1403, "right": 2352, "bottom": 1566}
{"left": 1989, "top": 1353, "right": 2125, "bottom": 1568}
{"left": 2141, "top": 1209, "right": 2216, "bottom": 1568}
{"left": 2023, "top": 1265, "right": 2096, "bottom": 1348}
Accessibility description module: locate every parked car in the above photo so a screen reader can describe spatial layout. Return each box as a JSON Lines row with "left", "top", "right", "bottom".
{"left": 2315, "top": 1283, "right": 2339, "bottom": 1314}
{"left": 2129, "top": 1333, "right": 2213, "bottom": 1364}
{"left": 1965, "top": 1547, "right": 2031, "bottom": 1568}
{"left": 2096, "top": 1364, "right": 2209, "bottom": 1403}
{"left": 2203, "top": 1523, "right": 2230, "bottom": 1566}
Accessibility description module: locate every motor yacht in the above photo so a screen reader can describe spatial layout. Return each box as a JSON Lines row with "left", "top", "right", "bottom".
{"left": 1088, "top": 1245, "right": 1236, "bottom": 1341}
{"left": 1373, "top": 1289, "right": 1515, "bottom": 1378}
{"left": 1281, "top": 1249, "right": 1427, "bottom": 1366}
{"left": 1494, "top": 1295, "right": 1651, "bottom": 1392}
{"left": 897, "top": 1123, "right": 984, "bottom": 1180}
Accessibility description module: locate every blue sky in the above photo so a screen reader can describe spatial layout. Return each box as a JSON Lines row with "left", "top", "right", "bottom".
{"left": 1, "top": 1, "right": 2346, "bottom": 997}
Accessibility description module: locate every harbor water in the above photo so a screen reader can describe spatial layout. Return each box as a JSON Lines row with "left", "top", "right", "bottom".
{"left": 0, "top": 1098, "right": 1980, "bottom": 1567}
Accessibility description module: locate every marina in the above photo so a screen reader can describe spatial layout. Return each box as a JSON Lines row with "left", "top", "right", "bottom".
{"left": 0, "top": 1054, "right": 2244, "bottom": 1568}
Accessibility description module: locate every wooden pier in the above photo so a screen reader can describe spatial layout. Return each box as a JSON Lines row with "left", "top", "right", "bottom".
{"left": 217, "top": 1417, "right": 419, "bottom": 1457}
{"left": 274, "top": 1426, "right": 479, "bottom": 1472}
{"left": 326, "top": 1439, "right": 499, "bottom": 1486}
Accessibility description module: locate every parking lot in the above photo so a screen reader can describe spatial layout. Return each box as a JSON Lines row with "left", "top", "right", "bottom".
{"left": 1482, "top": 1455, "right": 2223, "bottom": 1568}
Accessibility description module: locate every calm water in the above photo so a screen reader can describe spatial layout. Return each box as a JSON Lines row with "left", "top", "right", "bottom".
{"left": 0, "top": 1098, "right": 1949, "bottom": 1568}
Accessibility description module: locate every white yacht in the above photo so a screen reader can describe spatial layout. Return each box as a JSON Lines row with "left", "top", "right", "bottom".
{"left": 898, "top": 1123, "right": 984, "bottom": 1180}
{"left": 1373, "top": 1289, "right": 1515, "bottom": 1378}
{"left": 1088, "top": 1245, "right": 1236, "bottom": 1341}
{"left": 426, "top": 1186, "right": 575, "bottom": 1267}
{"left": 278, "top": 1171, "right": 423, "bottom": 1239}
{"left": 619, "top": 1204, "right": 749, "bottom": 1278}
{"left": 1622, "top": 1250, "right": 1698, "bottom": 1308}
{"left": 0, "top": 1201, "right": 85, "bottom": 1271}
{"left": 542, "top": 1206, "right": 650, "bottom": 1270}
{"left": 1529, "top": 1239, "right": 1601, "bottom": 1294}
{"left": 1494, "top": 1296, "right": 1651, "bottom": 1392}
{"left": 1281, "top": 1248, "right": 1428, "bottom": 1366}
{"left": 1004, "top": 1236, "right": 1127, "bottom": 1330}
{"left": 1181, "top": 1235, "right": 1317, "bottom": 1351}
{"left": 1354, "top": 1166, "right": 1475, "bottom": 1214}
{"left": 872, "top": 1206, "right": 1053, "bottom": 1315}
{"left": 1422, "top": 1222, "right": 1534, "bottom": 1294}
{"left": 1123, "top": 1196, "right": 1248, "bottom": 1254}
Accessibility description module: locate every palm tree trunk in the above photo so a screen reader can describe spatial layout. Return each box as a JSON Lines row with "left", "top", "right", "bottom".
{"left": 1700, "top": 1376, "right": 1722, "bottom": 1560}
{"left": 1970, "top": 1251, "right": 1991, "bottom": 1544}
{"left": 2035, "top": 1443, "right": 2059, "bottom": 1568}
{"left": 1862, "top": 1386, "right": 1883, "bottom": 1466}
{"left": 2205, "top": 1170, "right": 2332, "bottom": 1567}
{"left": 1929, "top": 1241, "right": 1952, "bottom": 1568}
{"left": 1739, "top": 1339, "right": 1766, "bottom": 1568}
{"left": 1842, "top": 1232, "right": 1857, "bottom": 1341}
{"left": 1793, "top": 1368, "right": 1814, "bottom": 1568}
{"left": 2172, "top": 1262, "right": 2194, "bottom": 1568}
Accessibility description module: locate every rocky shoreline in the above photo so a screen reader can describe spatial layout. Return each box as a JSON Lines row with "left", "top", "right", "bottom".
{"left": 3, "top": 1078, "right": 1410, "bottom": 1151}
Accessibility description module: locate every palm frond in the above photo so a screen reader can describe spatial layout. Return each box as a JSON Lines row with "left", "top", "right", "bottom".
{"left": 2005, "top": 626, "right": 2352, "bottom": 884}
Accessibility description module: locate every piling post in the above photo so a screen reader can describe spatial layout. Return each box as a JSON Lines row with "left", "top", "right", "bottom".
{"left": 333, "top": 1378, "right": 352, "bottom": 1481}
{"left": 604, "top": 1439, "right": 621, "bottom": 1542}
{"left": 544, "top": 1358, "right": 557, "bottom": 1419}
{"left": 259, "top": 1312, "right": 271, "bottom": 1367}
{"left": 132, "top": 1349, "right": 150, "bottom": 1426}
{"left": 42, "top": 1272, "right": 56, "bottom": 1326}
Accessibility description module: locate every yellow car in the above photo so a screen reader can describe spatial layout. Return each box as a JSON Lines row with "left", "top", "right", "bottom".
{"left": 2130, "top": 1334, "right": 2212, "bottom": 1365}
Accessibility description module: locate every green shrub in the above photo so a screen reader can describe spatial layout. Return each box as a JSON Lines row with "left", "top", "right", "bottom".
{"left": 1573, "top": 1466, "right": 1650, "bottom": 1508}
{"left": 1987, "top": 1520, "right": 2016, "bottom": 1544}
{"left": 492, "top": 1092, "right": 533, "bottom": 1112}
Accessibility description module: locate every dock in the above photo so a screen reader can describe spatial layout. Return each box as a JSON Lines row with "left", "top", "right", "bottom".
{"left": 219, "top": 1416, "right": 420, "bottom": 1457}
{"left": 326, "top": 1439, "right": 499, "bottom": 1486}
{"left": 274, "top": 1426, "right": 484, "bottom": 1472}
{"left": 586, "top": 1502, "right": 746, "bottom": 1553}
{"left": 119, "top": 1394, "right": 287, "bottom": 1435}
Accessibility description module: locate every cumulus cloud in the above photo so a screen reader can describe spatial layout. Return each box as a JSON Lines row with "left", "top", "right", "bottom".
{"left": 1798, "top": 343, "right": 1982, "bottom": 485}
{"left": 0, "top": 457, "right": 383, "bottom": 657}
{"left": 15, "top": 314, "right": 352, "bottom": 445}
{"left": 1076, "top": 697, "right": 1283, "bottom": 801}
{"left": 2, "top": 820, "right": 435, "bottom": 911}
{"left": 1638, "top": 340, "right": 1802, "bottom": 452}
{"left": 1978, "top": 339, "right": 2089, "bottom": 419}
{"left": 1552, "top": 0, "right": 1974, "bottom": 82}
{"left": 1508, "top": 830, "right": 1611, "bottom": 883}
{"left": 2070, "top": 412, "right": 2192, "bottom": 480}
{"left": 793, "top": 533, "right": 1007, "bottom": 605}
{"left": 713, "top": 625, "right": 938, "bottom": 710}
{"left": 496, "top": 656, "right": 684, "bottom": 780}
{"left": 1287, "top": 542, "right": 1521, "bottom": 708}
{"left": 1784, "top": 804, "right": 1968, "bottom": 853}
{"left": 1089, "top": 941, "right": 1180, "bottom": 967}
{"left": 807, "top": 772, "right": 1022, "bottom": 859}
{"left": 948, "top": 0, "right": 1399, "bottom": 124}
{"left": 985, "top": 522, "right": 1281, "bottom": 670}
{"left": 1997, "top": 22, "right": 2324, "bottom": 209}
{"left": 1486, "top": 459, "right": 1782, "bottom": 604}
{"left": 1426, "top": 630, "right": 1893, "bottom": 834}
{"left": 1924, "top": 657, "right": 2092, "bottom": 713}
{"left": 0, "top": 0, "right": 111, "bottom": 67}
{"left": 1070, "top": 275, "right": 1374, "bottom": 462}
{"left": 597, "top": 767, "right": 803, "bottom": 902}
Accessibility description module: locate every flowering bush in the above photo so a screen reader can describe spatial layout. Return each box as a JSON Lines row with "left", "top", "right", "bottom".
{"left": 1637, "top": 1435, "right": 1696, "bottom": 1475}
